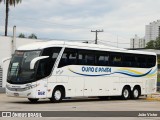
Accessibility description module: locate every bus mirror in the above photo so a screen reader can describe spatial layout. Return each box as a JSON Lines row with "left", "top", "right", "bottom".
{"left": 30, "top": 56, "right": 49, "bottom": 69}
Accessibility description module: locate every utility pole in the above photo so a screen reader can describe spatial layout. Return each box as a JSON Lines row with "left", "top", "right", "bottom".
{"left": 117, "top": 35, "right": 118, "bottom": 48}
{"left": 133, "top": 39, "right": 134, "bottom": 49}
{"left": 91, "top": 29, "right": 103, "bottom": 44}
{"left": 12, "top": 26, "right": 16, "bottom": 54}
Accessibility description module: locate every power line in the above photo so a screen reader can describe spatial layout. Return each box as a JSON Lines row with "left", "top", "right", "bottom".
{"left": 98, "top": 41, "right": 117, "bottom": 47}
{"left": 98, "top": 40, "right": 130, "bottom": 44}
{"left": 9, "top": 16, "right": 129, "bottom": 40}
{"left": 18, "top": 36, "right": 95, "bottom": 43}
{"left": 1, "top": 16, "right": 131, "bottom": 45}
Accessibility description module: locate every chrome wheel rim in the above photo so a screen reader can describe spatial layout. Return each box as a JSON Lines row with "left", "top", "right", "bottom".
{"left": 123, "top": 89, "right": 129, "bottom": 98}
{"left": 54, "top": 90, "right": 61, "bottom": 100}
{"left": 133, "top": 89, "right": 139, "bottom": 98}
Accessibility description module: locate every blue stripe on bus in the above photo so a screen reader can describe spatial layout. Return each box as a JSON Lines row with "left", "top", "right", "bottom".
{"left": 69, "top": 68, "right": 153, "bottom": 77}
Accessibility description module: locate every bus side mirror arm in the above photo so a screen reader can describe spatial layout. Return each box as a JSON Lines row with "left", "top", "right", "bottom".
{"left": 30, "top": 56, "right": 49, "bottom": 70}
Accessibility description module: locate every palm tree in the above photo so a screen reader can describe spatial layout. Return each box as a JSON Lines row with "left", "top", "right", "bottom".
{"left": 0, "top": 0, "right": 22, "bottom": 36}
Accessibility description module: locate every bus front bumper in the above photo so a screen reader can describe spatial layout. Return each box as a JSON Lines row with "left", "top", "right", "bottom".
{"left": 6, "top": 83, "right": 38, "bottom": 98}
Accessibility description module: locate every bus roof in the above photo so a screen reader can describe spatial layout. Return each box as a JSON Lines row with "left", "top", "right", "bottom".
{"left": 17, "top": 40, "right": 156, "bottom": 56}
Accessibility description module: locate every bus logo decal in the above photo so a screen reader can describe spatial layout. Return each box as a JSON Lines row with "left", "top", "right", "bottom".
{"left": 38, "top": 91, "right": 45, "bottom": 95}
{"left": 82, "top": 66, "right": 111, "bottom": 73}
{"left": 68, "top": 67, "right": 157, "bottom": 78}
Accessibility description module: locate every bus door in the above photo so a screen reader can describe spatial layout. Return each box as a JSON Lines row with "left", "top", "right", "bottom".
{"left": 57, "top": 48, "right": 84, "bottom": 97}
{"left": 35, "top": 47, "right": 62, "bottom": 98}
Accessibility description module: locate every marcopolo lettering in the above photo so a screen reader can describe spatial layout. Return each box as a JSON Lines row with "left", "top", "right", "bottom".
{"left": 82, "top": 66, "right": 111, "bottom": 73}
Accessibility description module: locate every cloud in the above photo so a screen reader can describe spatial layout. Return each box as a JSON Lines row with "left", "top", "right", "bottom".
{"left": 1, "top": 0, "right": 160, "bottom": 48}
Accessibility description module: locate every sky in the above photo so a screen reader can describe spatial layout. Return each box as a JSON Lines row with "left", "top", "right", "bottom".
{"left": 0, "top": 0, "right": 160, "bottom": 48}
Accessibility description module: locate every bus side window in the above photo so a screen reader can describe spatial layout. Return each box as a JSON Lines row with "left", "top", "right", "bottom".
{"left": 110, "top": 53, "right": 122, "bottom": 67}
{"left": 58, "top": 53, "right": 68, "bottom": 67}
{"left": 137, "top": 56, "right": 147, "bottom": 68}
{"left": 52, "top": 53, "right": 59, "bottom": 62}
{"left": 98, "top": 56, "right": 106, "bottom": 66}
{"left": 78, "top": 49, "right": 95, "bottom": 65}
{"left": 123, "top": 54, "right": 132, "bottom": 67}
{"left": 147, "top": 56, "right": 156, "bottom": 68}
{"left": 95, "top": 51, "right": 109, "bottom": 66}
{"left": 78, "top": 54, "right": 85, "bottom": 65}
{"left": 36, "top": 47, "right": 61, "bottom": 80}
{"left": 68, "top": 52, "right": 77, "bottom": 65}
{"left": 131, "top": 56, "right": 138, "bottom": 67}
{"left": 58, "top": 48, "right": 77, "bottom": 68}
{"left": 86, "top": 53, "right": 95, "bottom": 65}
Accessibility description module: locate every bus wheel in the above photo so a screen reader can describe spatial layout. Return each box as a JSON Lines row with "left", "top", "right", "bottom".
{"left": 131, "top": 87, "right": 140, "bottom": 99}
{"left": 121, "top": 87, "right": 130, "bottom": 100}
{"left": 50, "top": 88, "right": 63, "bottom": 103}
{"left": 28, "top": 98, "right": 39, "bottom": 103}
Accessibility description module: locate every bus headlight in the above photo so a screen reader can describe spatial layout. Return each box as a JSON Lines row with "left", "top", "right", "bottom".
{"left": 26, "top": 83, "right": 39, "bottom": 90}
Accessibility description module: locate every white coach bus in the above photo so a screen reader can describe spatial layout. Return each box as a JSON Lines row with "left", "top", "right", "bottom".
{"left": 6, "top": 41, "right": 157, "bottom": 102}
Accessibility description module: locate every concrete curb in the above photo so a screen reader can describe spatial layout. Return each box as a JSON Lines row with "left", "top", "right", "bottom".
{"left": 146, "top": 92, "right": 160, "bottom": 101}
{"left": 146, "top": 97, "right": 160, "bottom": 101}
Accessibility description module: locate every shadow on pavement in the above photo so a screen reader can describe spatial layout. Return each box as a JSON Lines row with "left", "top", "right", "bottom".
{"left": 7, "top": 96, "right": 145, "bottom": 104}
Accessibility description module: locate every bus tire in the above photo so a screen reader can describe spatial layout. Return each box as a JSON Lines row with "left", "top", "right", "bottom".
{"left": 50, "top": 87, "right": 63, "bottom": 103}
{"left": 131, "top": 87, "right": 140, "bottom": 99}
{"left": 28, "top": 98, "right": 39, "bottom": 103}
{"left": 121, "top": 87, "right": 130, "bottom": 100}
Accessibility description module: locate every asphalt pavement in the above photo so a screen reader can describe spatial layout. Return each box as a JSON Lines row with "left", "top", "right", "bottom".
{"left": 0, "top": 93, "right": 160, "bottom": 120}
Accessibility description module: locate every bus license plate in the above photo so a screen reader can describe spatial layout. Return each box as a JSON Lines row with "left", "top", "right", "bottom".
{"left": 14, "top": 93, "right": 19, "bottom": 96}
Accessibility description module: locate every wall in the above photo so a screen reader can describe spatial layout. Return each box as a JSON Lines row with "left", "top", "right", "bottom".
{"left": 0, "top": 36, "right": 44, "bottom": 90}
{"left": 0, "top": 36, "right": 12, "bottom": 63}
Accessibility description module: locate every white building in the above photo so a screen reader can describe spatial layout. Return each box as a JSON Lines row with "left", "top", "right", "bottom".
{"left": 130, "top": 35, "right": 145, "bottom": 48}
{"left": 145, "top": 20, "right": 160, "bottom": 44}
{"left": 0, "top": 36, "right": 43, "bottom": 92}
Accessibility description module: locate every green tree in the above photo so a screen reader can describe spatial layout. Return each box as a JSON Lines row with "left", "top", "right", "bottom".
{"left": 0, "top": 0, "right": 22, "bottom": 36}
{"left": 18, "top": 33, "right": 25, "bottom": 38}
{"left": 155, "top": 37, "right": 160, "bottom": 49}
{"left": 28, "top": 33, "right": 37, "bottom": 39}
{"left": 145, "top": 40, "right": 155, "bottom": 49}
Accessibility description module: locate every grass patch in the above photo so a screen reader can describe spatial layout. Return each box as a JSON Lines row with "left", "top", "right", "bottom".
{"left": 158, "top": 78, "right": 160, "bottom": 82}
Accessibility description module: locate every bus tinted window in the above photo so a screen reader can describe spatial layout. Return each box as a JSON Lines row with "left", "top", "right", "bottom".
{"left": 78, "top": 50, "right": 95, "bottom": 65}
{"left": 137, "top": 56, "right": 147, "bottom": 68}
{"left": 95, "top": 51, "right": 109, "bottom": 66}
{"left": 123, "top": 54, "right": 156, "bottom": 68}
{"left": 58, "top": 47, "right": 156, "bottom": 68}
{"left": 36, "top": 47, "right": 61, "bottom": 80}
{"left": 123, "top": 54, "right": 135, "bottom": 67}
{"left": 110, "top": 53, "right": 122, "bottom": 66}
{"left": 147, "top": 55, "right": 156, "bottom": 68}
{"left": 58, "top": 48, "right": 77, "bottom": 68}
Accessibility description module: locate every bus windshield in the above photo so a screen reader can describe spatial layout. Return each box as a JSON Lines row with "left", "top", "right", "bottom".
{"left": 7, "top": 47, "right": 62, "bottom": 84}
{"left": 7, "top": 51, "right": 41, "bottom": 84}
